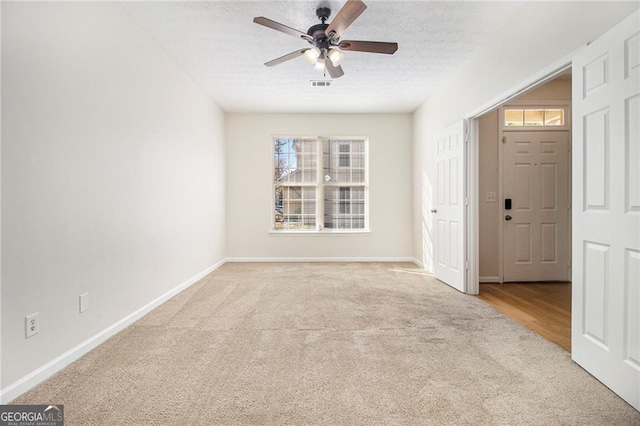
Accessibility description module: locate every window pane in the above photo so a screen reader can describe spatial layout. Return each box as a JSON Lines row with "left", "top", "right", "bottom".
{"left": 339, "top": 187, "right": 350, "bottom": 200}
{"left": 324, "top": 185, "right": 365, "bottom": 230}
{"left": 352, "top": 154, "right": 364, "bottom": 168}
{"left": 351, "top": 169, "right": 365, "bottom": 182}
{"left": 505, "top": 109, "right": 524, "bottom": 126}
{"left": 339, "top": 188, "right": 351, "bottom": 214}
{"left": 337, "top": 170, "right": 350, "bottom": 181}
{"left": 274, "top": 137, "right": 316, "bottom": 184}
{"left": 544, "top": 109, "right": 564, "bottom": 125}
{"left": 303, "top": 202, "right": 315, "bottom": 214}
{"left": 339, "top": 144, "right": 350, "bottom": 167}
{"left": 324, "top": 139, "right": 366, "bottom": 184}
{"left": 524, "top": 109, "right": 544, "bottom": 126}
{"left": 274, "top": 185, "right": 316, "bottom": 230}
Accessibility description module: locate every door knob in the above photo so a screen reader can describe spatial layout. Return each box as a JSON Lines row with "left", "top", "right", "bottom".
{"left": 431, "top": 209, "right": 438, "bottom": 213}
{"left": 505, "top": 215, "right": 512, "bottom": 221}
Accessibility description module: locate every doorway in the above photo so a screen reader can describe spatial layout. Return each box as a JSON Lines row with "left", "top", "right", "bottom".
{"left": 476, "top": 75, "right": 573, "bottom": 350}
{"left": 477, "top": 76, "right": 572, "bottom": 283}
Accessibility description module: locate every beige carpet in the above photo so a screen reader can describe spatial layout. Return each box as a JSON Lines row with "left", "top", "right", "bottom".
{"left": 13, "top": 262, "right": 640, "bottom": 425}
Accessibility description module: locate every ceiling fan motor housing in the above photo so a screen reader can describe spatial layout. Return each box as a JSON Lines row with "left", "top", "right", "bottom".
{"left": 307, "top": 23, "right": 332, "bottom": 47}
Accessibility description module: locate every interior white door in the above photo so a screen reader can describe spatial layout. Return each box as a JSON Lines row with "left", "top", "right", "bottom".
{"left": 572, "top": 10, "right": 640, "bottom": 410}
{"left": 434, "top": 120, "right": 466, "bottom": 292}
{"left": 503, "top": 131, "right": 570, "bottom": 282}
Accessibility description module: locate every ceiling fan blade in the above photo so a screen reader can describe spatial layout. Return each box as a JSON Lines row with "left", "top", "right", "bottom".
{"left": 325, "top": 60, "right": 345, "bottom": 79}
{"left": 253, "top": 17, "right": 313, "bottom": 41}
{"left": 264, "top": 49, "right": 309, "bottom": 67}
{"left": 338, "top": 40, "right": 398, "bottom": 54}
{"left": 325, "top": 0, "right": 367, "bottom": 39}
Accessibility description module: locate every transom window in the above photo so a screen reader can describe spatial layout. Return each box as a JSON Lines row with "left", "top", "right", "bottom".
{"left": 504, "top": 108, "right": 565, "bottom": 127}
{"left": 273, "top": 136, "right": 368, "bottom": 232}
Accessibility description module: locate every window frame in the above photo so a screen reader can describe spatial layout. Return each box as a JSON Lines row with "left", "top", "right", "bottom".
{"left": 499, "top": 102, "right": 571, "bottom": 131}
{"left": 271, "top": 135, "right": 370, "bottom": 234}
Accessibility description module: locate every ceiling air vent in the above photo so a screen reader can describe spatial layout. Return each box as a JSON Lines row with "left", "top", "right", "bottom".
{"left": 310, "top": 80, "right": 332, "bottom": 87}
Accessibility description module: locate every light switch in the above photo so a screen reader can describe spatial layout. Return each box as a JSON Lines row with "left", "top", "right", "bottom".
{"left": 486, "top": 192, "right": 497, "bottom": 203}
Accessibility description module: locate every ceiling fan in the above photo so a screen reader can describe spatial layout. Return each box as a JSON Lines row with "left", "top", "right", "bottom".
{"left": 253, "top": 0, "right": 398, "bottom": 79}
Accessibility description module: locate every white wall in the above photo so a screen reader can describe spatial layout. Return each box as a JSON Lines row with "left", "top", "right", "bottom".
{"left": 1, "top": 2, "right": 226, "bottom": 394}
{"left": 412, "top": 1, "right": 639, "bottom": 269}
{"left": 226, "top": 114, "right": 413, "bottom": 260}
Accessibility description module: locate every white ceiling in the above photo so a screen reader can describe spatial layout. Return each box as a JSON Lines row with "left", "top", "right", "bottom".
{"left": 120, "top": 1, "right": 526, "bottom": 113}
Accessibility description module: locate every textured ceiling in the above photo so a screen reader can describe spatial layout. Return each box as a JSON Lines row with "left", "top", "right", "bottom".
{"left": 120, "top": 1, "right": 525, "bottom": 113}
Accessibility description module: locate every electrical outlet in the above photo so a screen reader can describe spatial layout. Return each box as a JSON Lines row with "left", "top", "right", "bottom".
{"left": 486, "top": 191, "right": 497, "bottom": 203}
{"left": 79, "top": 292, "right": 89, "bottom": 313}
{"left": 25, "top": 313, "right": 39, "bottom": 338}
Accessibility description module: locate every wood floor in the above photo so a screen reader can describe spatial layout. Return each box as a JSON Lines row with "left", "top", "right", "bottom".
{"left": 476, "top": 282, "right": 571, "bottom": 352}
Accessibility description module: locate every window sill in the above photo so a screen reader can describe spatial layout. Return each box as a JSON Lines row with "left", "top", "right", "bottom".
{"left": 269, "top": 230, "right": 371, "bottom": 236}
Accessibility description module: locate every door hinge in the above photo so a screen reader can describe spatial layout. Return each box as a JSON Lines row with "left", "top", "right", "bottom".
{"left": 502, "top": 136, "right": 506, "bottom": 144}
{"left": 465, "top": 260, "right": 469, "bottom": 270}
{"left": 465, "top": 197, "right": 470, "bottom": 206}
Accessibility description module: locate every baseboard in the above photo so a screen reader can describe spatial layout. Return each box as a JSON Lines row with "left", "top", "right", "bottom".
{"left": 411, "top": 257, "right": 425, "bottom": 269}
{"left": 225, "top": 257, "right": 415, "bottom": 263}
{"left": 479, "top": 276, "right": 500, "bottom": 283}
{"left": 0, "top": 259, "right": 226, "bottom": 404}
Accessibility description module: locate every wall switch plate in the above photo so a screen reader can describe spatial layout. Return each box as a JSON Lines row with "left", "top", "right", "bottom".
{"left": 486, "top": 191, "right": 497, "bottom": 203}
{"left": 79, "top": 292, "right": 89, "bottom": 313}
{"left": 25, "top": 313, "right": 39, "bottom": 338}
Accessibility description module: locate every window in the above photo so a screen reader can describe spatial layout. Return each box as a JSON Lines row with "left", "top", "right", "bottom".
{"left": 273, "top": 136, "right": 368, "bottom": 232}
{"left": 504, "top": 108, "right": 565, "bottom": 127}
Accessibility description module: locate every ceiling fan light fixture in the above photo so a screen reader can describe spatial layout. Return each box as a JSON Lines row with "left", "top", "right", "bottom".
{"left": 314, "top": 58, "right": 326, "bottom": 72}
{"left": 304, "top": 47, "right": 321, "bottom": 64}
{"left": 327, "top": 48, "right": 345, "bottom": 66}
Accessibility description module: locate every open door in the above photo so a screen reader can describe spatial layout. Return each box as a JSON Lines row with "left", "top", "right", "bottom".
{"left": 572, "top": 10, "right": 639, "bottom": 410}
{"left": 434, "top": 120, "right": 466, "bottom": 292}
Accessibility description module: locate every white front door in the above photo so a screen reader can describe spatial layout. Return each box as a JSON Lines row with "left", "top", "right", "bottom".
{"left": 572, "top": 10, "right": 640, "bottom": 410}
{"left": 503, "top": 131, "right": 570, "bottom": 282}
{"left": 434, "top": 121, "right": 466, "bottom": 292}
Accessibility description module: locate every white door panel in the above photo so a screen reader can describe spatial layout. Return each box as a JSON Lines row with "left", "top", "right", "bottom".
{"left": 572, "top": 10, "right": 640, "bottom": 410}
{"left": 434, "top": 121, "right": 466, "bottom": 292}
{"left": 503, "top": 131, "right": 570, "bottom": 281}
